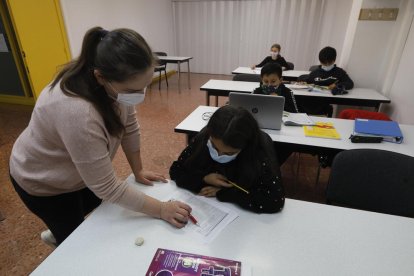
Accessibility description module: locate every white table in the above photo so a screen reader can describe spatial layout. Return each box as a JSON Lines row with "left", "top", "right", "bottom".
{"left": 200, "top": 79, "right": 391, "bottom": 109}
{"left": 158, "top": 56, "right": 193, "bottom": 91}
{"left": 232, "top": 66, "right": 310, "bottom": 80}
{"left": 31, "top": 176, "right": 414, "bottom": 275}
{"left": 175, "top": 106, "right": 414, "bottom": 158}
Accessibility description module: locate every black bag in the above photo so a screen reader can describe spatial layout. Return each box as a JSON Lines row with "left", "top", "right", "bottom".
{"left": 331, "top": 84, "right": 348, "bottom": 95}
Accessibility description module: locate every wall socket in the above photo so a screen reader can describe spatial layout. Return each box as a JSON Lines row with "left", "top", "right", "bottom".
{"left": 359, "top": 8, "right": 399, "bottom": 21}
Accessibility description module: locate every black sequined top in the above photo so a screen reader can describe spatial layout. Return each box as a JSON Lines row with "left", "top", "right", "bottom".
{"left": 170, "top": 132, "right": 285, "bottom": 213}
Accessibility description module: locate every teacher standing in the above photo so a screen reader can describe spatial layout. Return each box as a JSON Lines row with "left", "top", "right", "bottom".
{"left": 9, "top": 27, "right": 191, "bottom": 247}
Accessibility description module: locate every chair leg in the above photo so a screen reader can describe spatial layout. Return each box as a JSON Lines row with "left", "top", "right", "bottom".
{"left": 158, "top": 71, "right": 161, "bottom": 90}
{"left": 315, "top": 164, "right": 321, "bottom": 186}
{"left": 164, "top": 69, "right": 168, "bottom": 87}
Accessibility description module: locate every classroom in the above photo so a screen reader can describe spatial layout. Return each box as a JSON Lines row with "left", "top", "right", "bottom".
{"left": 1, "top": 0, "right": 414, "bottom": 275}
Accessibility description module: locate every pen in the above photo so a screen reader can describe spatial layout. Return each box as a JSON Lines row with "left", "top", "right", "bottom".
{"left": 189, "top": 213, "right": 200, "bottom": 227}
{"left": 226, "top": 180, "right": 249, "bottom": 194}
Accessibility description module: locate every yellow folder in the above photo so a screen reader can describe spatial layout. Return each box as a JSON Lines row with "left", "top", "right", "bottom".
{"left": 303, "top": 122, "right": 341, "bottom": 140}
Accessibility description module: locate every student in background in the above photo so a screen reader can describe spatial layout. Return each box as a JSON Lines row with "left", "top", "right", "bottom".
{"left": 251, "top": 43, "right": 289, "bottom": 70}
{"left": 170, "top": 105, "right": 285, "bottom": 214}
{"left": 253, "top": 63, "right": 300, "bottom": 113}
{"left": 306, "top": 46, "right": 354, "bottom": 90}
{"left": 9, "top": 27, "right": 191, "bottom": 247}
{"left": 302, "top": 46, "right": 354, "bottom": 115}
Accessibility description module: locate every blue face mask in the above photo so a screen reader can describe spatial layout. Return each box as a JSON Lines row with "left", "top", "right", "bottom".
{"left": 261, "top": 84, "right": 279, "bottom": 95}
{"left": 207, "top": 139, "right": 239, "bottom": 164}
{"left": 321, "top": 64, "right": 335, "bottom": 71}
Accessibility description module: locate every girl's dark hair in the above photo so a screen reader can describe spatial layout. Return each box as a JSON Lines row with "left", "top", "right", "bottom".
{"left": 186, "top": 105, "right": 277, "bottom": 188}
{"left": 51, "top": 26, "right": 155, "bottom": 137}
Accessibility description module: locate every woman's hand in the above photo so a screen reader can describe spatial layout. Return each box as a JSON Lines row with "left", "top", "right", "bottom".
{"left": 203, "top": 173, "right": 233, "bottom": 188}
{"left": 160, "top": 201, "right": 192, "bottom": 228}
{"left": 135, "top": 170, "right": 168, "bottom": 186}
{"left": 198, "top": 186, "right": 221, "bottom": 197}
{"left": 251, "top": 65, "right": 256, "bottom": 70}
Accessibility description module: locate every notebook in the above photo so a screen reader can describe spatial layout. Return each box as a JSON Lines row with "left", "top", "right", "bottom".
{"left": 229, "top": 92, "right": 285, "bottom": 130}
{"left": 354, "top": 119, "right": 404, "bottom": 143}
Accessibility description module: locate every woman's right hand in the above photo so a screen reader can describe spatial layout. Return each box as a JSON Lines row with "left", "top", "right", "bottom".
{"left": 160, "top": 200, "right": 192, "bottom": 228}
{"left": 203, "top": 173, "right": 233, "bottom": 188}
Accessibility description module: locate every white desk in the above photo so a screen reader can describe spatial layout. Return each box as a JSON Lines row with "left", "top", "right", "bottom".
{"left": 175, "top": 106, "right": 414, "bottom": 157}
{"left": 200, "top": 79, "right": 391, "bottom": 109}
{"left": 232, "top": 66, "right": 310, "bottom": 80}
{"left": 31, "top": 176, "right": 414, "bottom": 275}
{"left": 158, "top": 56, "right": 193, "bottom": 91}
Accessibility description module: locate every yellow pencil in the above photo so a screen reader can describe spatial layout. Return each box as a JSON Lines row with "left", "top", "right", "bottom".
{"left": 226, "top": 180, "right": 249, "bottom": 194}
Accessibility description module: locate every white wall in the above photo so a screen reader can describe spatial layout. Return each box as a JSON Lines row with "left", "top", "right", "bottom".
{"left": 59, "top": 0, "right": 175, "bottom": 58}
{"left": 347, "top": 0, "right": 402, "bottom": 89}
{"left": 316, "top": 0, "right": 353, "bottom": 67}
{"left": 384, "top": 14, "right": 414, "bottom": 124}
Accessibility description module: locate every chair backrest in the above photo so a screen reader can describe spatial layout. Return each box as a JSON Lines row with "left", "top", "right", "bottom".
{"left": 286, "top": 62, "right": 294, "bottom": 70}
{"left": 339, "top": 109, "right": 391, "bottom": 121}
{"left": 232, "top": 74, "right": 261, "bottom": 82}
{"left": 327, "top": 149, "right": 414, "bottom": 217}
{"left": 309, "top": 65, "right": 319, "bottom": 72}
{"left": 154, "top": 52, "right": 167, "bottom": 66}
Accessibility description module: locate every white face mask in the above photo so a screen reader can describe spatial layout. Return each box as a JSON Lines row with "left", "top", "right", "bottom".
{"left": 207, "top": 139, "right": 239, "bottom": 164}
{"left": 116, "top": 89, "right": 146, "bottom": 106}
{"left": 321, "top": 64, "right": 335, "bottom": 71}
{"left": 271, "top": 52, "right": 279, "bottom": 59}
{"left": 106, "top": 81, "right": 146, "bottom": 106}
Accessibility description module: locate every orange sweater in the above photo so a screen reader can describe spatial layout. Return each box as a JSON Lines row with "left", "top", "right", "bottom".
{"left": 10, "top": 83, "right": 146, "bottom": 212}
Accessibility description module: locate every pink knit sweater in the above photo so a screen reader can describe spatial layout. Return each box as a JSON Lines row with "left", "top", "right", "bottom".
{"left": 10, "top": 83, "right": 146, "bottom": 212}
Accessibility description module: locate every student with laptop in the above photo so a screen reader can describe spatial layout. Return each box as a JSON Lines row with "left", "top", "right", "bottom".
{"left": 253, "top": 63, "right": 300, "bottom": 113}
{"left": 251, "top": 43, "right": 289, "bottom": 70}
{"left": 170, "top": 105, "right": 285, "bottom": 214}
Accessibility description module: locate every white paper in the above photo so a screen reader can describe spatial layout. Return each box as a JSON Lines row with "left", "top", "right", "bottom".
{"left": 286, "top": 84, "right": 309, "bottom": 89}
{"left": 283, "top": 112, "right": 315, "bottom": 126}
{"left": 166, "top": 190, "right": 239, "bottom": 243}
{"left": 0, "top": 34, "right": 9, "bottom": 52}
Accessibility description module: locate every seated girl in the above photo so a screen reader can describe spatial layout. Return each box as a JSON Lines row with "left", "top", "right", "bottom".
{"left": 170, "top": 105, "right": 285, "bottom": 214}
{"left": 251, "top": 43, "right": 289, "bottom": 70}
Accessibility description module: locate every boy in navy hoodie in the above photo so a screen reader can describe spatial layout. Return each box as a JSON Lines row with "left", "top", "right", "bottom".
{"left": 301, "top": 46, "right": 354, "bottom": 115}
{"left": 306, "top": 46, "right": 354, "bottom": 90}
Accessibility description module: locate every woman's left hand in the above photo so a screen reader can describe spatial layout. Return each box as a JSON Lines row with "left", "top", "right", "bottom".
{"left": 135, "top": 170, "right": 168, "bottom": 186}
{"left": 198, "top": 186, "right": 221, "bottom": 197}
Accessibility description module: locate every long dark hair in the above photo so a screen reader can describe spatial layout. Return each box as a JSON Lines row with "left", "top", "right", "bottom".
{"left": 51, "top": 26, "right": 154, "bottom": 137}
{"left": 186, "top": 105, "right": 278, "bottom": 188}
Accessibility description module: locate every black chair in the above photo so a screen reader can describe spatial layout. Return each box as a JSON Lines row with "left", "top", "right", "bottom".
{"left": 286, "top": 62, "right": 294, "bottom": 70}
{"left": 232, "top": 74, "right": 261, "bottom": 82}
{"left": 309, "top": 65, "right": 319, "bottom": 72}
{"left": 327, "top": 149, "right": 414, "bottom": 217}
{"left": 153, "top": 52, "right": 168, "bottom": 90}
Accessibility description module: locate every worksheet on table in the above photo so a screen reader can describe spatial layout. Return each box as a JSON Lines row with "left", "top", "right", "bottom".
{"left": 167, "top": 190, "right": 239, "bottom": 243}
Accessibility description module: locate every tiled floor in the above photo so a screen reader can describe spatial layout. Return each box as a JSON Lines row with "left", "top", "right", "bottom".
{"left": 0, "top": 73, "right": 329, "bottom": 275}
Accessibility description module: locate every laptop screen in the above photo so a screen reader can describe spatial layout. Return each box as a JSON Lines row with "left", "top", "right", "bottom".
{"left": 229, "top": 92, "right": 285, "bottom": 130}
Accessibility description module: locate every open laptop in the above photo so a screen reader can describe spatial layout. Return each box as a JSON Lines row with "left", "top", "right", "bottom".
{"left": 229, "top": 92, "right": 285, "bottom": 130}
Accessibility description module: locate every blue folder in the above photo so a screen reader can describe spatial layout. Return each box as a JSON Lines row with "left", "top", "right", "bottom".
{"left": 354, "top": 119, "right": 404, "bottom": 143}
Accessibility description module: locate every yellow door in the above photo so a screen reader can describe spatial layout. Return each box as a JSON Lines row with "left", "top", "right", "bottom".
{"left": 5, "top": 0, "right": 70, "bottom": 100}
